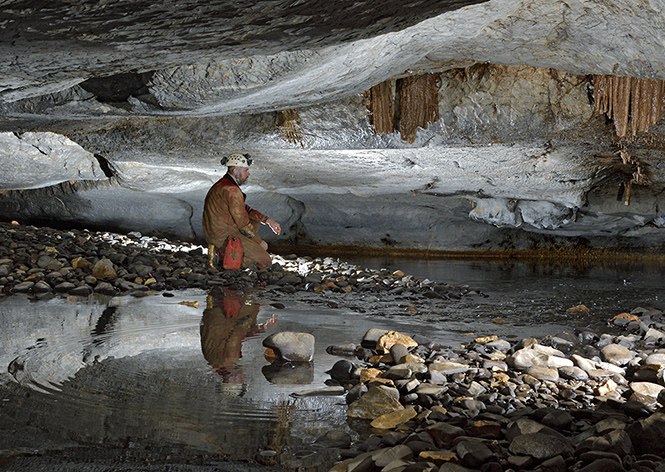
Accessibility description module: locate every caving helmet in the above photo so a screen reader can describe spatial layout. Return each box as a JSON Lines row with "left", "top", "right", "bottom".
{"left": 221, "top": 153, "right": 252, "bottom": 168}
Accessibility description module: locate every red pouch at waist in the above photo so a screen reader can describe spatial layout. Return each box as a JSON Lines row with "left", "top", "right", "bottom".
{"left": 222, "top": 236, "right": 243, "bottom": 270}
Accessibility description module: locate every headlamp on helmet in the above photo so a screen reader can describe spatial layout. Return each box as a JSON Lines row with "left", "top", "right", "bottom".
{"left": 221, "top": 153, "right": 253, "bottom": 168}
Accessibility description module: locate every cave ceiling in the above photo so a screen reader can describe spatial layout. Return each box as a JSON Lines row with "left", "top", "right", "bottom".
{"left": 1, "top": 0, "right": 665, "bottom": 253}
{"left": 1, "top": 0, "right": 485, "bottom": 113}
{"left": 2, "top": 0, "right": 664, "bottom": 118}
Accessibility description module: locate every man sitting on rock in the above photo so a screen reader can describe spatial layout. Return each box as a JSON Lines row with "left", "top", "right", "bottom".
{"left": 202, "top": 153, "right": 281, "bottom": 269}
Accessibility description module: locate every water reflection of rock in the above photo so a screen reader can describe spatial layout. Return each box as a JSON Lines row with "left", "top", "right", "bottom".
{"left": 262, "top": 361, "right": 314, "bottom": 385}
{"left": 261, "top": 331, "right": 316, "bottom": 385}
{"left": 200, "top": 289, "right": 277, "bottom": 390}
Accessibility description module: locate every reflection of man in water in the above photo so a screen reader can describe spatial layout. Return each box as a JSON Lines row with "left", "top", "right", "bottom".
{"left": 200, "top": 291, "right": 276, "bottom": 384}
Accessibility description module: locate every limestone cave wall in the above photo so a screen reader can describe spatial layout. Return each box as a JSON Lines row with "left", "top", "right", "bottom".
{"left": 2, "top": 0, "right": 665, "bottom": 254}
{"left": 2, "top": 62, "right": 665, "bottom": 254}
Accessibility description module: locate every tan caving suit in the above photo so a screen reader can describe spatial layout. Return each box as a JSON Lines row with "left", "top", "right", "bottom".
{"left": 202, "top": 174, "right": 271, "bottom": 268}
{"left": 200, "top": 294, "right": 261, "bottom": 381}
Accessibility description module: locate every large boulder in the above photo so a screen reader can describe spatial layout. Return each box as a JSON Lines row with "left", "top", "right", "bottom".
{"left": 263, "top": 331, "right": 315, "bottom": 362}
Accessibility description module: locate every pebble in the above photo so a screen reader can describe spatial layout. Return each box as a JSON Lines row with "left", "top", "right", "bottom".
{"left": 370, "top": 406, "right": 417, "bottom": 430}
{"left": 346, "top": 386, "right": 405, "bottom": 420}
{"left": 262, "top": 331, "right": 315, "bottom": 362}
{"left": 307, "top": 302, "right": 665, "bottom": 472}
{"left": 0, "top": 222, "right": 482, "bottom": 303}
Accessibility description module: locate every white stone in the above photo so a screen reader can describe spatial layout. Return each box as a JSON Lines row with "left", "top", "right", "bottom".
{"left": 630, "top": 382, "right": 665, "bottom": 399}
{"left": 572, "top": 354, "right": 596, "bottom": 372}
{"left": 645, "top": 328, "right": 665, "bottom": 343}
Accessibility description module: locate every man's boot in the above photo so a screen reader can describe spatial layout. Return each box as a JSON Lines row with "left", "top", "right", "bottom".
{"left": 207, "top": 244, "right": 219, "bottom": 269}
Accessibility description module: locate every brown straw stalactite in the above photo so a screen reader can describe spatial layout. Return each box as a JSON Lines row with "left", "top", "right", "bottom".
{"left": 593, "top": 75, "right": 665, "bottom": 137}
{"left": 594, "top": 75, "right": 610, "bottom": 115}
{"left": 596, "top": 146, "right": 653, "bottom": 206}
{"left": 367, "top": 80, "right": 396, "bottom": 135}
{"left": 614, "top": 76, "right": 631, "bottom": 137}
{"left": 365, "top": 73, "right": 440, "bottom": 143}
{"left": 397, "top": 73, "right": 440, "bottom": 144}
{"left": 645, "top": 78, "right": 665, "bottom": 132}
{"left": 277, "top": 109, "right": 304, "bottom": 147}
{"left": 631, "top": 77, "right": 642, "bottom": 137}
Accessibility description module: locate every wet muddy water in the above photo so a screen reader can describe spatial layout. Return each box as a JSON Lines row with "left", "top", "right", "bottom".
{"left": 0, "top": 258, "right": 663, "bottom": 470}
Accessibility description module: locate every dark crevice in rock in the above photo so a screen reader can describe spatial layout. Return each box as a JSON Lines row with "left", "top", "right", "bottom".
{"left": 93, "top": 154, "right": 118, "bottom": 180}
{"left": 285, "top": 196, "right": 308, "bottom": 246}
{"left": 0, "top": 180, "right": 111, "bottom": 223}
{"left": 80, "top": 71, "right": 156, "bottom": 106}
{"left": 181, "top": 198, "right": 197, "bottom": 243}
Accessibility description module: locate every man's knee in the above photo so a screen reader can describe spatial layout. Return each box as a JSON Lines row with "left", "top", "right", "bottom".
{"left": 256, "top": 251, "right": 272, "bottom": 268}
{"left": 230, "top": 232, "right": 269, "bottom": 268}
{"left": 243, "top": 250, "right": 271, "bottom": 268}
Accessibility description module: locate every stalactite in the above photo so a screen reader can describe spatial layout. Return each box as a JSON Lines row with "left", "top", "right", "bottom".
{"left": 277, "top": 109, "right": 304, "bottom": 147}
{"left": 593, "top": 75, "right": 665, "bottom": 137}
{"left": 397, "top": 73, "right": 440, "bottom": 144}
{"left": 366, "top": 80, "right": 396, "bottom": 135}
{"left": 631, "top": 77, "right": 643, "bottom": 137}
{"left": 614, "top": 76, "right": 631, "bottom": 138}
{"left": 594, "top": 75, "right": 610, "bottom": 115}
{"left": 595, "top": 146, "right": 652, "bottom": 206}
{"left": 365, "top": 73, "right": 440, "bottom": 143}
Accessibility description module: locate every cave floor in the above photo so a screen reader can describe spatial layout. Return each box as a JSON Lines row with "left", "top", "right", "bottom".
{"left": 1, "top": 256, "right": 663, "bottom": 472}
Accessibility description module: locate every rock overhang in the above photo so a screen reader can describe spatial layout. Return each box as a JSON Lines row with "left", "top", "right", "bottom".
{"left": 1, "top": 0, "right": 665, "bottom": 252}
{"left": 3, "top": 0, "right": 665, "bottom": 112}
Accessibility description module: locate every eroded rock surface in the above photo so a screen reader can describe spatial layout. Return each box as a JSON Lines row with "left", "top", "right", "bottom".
{"left": 1, "top": 1, "right": 665, "bottom": 252}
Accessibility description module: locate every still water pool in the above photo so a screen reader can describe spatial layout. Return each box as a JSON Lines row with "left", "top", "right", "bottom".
{"left": 348, "top": 256, "right": 664, "bottom": 332}
{"left": 0, "top": 257, "right": 663, "bottom": 470}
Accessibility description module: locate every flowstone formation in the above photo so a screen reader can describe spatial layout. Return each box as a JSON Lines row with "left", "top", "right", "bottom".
{"left": 1, "top": 0, "right": 665, "bottom": 253}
